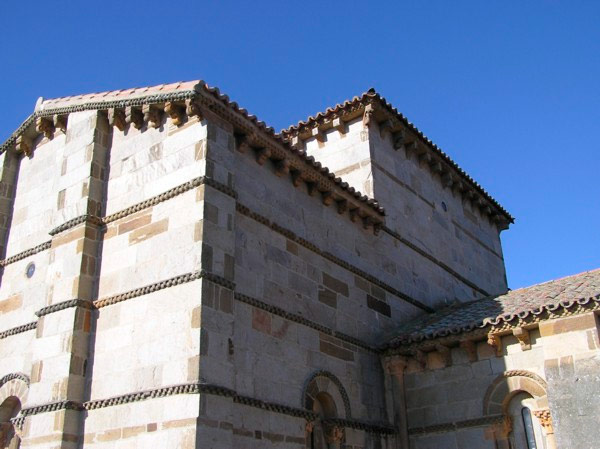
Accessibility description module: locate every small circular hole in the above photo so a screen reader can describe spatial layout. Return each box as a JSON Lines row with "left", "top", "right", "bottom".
{"left": 26, "top": 262, "right": 35, "bottom": 279}
{"left": 441, "top": 201, "right": 447, "bottom": 212}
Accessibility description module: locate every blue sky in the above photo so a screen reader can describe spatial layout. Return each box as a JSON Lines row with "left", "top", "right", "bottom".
{"left": 1, "top": 1, "right": 598, "bottom": 289}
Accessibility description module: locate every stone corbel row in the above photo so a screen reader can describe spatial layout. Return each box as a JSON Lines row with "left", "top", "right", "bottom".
{"left": 106, "top": 99, "right": 203, "bottom": 131}
{"left": 487, "top": 326, "right": 532, "bottom": 355}
{"left": 373, "top": 117, "right": 509, "bottom": 230}
{"left": 235, "top": 133, "right": 384, "bottom": 235}
{"left": 12, "top": 114, "right": 68, "bottom": 157}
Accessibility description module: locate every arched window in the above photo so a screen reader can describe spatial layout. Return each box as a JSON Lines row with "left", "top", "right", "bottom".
{"left": 0, "top": 397, "right": 21, "bottom": 449}
{"left": 507, "top": 393, "right": 546, "bottom": 449}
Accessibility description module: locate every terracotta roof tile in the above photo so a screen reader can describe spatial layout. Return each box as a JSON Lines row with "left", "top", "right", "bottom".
{"left": 386, "top": 268, "right": 600, "bottom": 347}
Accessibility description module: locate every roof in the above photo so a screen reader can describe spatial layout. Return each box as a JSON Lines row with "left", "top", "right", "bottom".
{"left": 0, "top": 80, "right": 385, "bottom": 218}
{"left": 386, "top": 268, "right": 600, "bottom": 347}
{"left": 280, "top": 89, "right": 513, "bottom": 225}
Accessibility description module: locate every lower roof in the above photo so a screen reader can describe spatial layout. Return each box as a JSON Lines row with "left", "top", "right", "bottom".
{"left": 386, "top": 268, "right": 600, "bottom": 348}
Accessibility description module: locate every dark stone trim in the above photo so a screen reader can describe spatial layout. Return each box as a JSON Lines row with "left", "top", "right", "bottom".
{"left": 20, "top": 400, "right": 84, "bottom": 417}
{"left": 381, "top": 226, "right": 490, "bottom": 297}
{"left": 94, "top": 270, "right": 234, "bottom": 309}
{"left": 35, "top": 299, "right": 94, "bottom": 317}
{"left": 235, "top": 292, "right": 377, "bottom": 353}
{"left": 303, "top": 370, "right": 352, "bottom": 418}
{"left": 0, "top": 372, "right": 30, "bottom": 388}
{"left": 103, "top": 176, "right": 236, "bottom": 224}
{"left": 324, "top": 417, "right": 395, "bottom": 435}
{"left": 0, "top": 322, "right": 36, "bottom": 340}
{"left": 0, "top": 241, "right": 51, "bottom": 267}
{"left": 408, "top": 414, "right": 504, "bottom": 436}
{"left": 236, "top": 202, "right": 434, "bottom": 313}
{"left": 49, "top": 214, "right": 103, "bottom": 236}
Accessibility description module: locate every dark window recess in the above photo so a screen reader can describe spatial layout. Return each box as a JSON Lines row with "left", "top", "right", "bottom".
{"left": 367, "top": 294, "right": 391, "bottom": 317}
{"left": 441, "top": 201, "right": 447, "bottom": 212}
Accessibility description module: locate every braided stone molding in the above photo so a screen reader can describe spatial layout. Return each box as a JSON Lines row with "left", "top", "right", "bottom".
{"left": 303, "top": 370, "right": 352, "bottom": 419}
{"left": 408, "top": 414, "right": 504, "bottom": 436}
{"left": 381, "top": 225, "right": 490, "bottom": 297}
{"left": 94, "top": 270, "right": 233, "bottom": 309}
{"left": 103, "top": 176, "right": 236, "bottom": 224}
{"left": 0, "top": 373, "right": 30, "bottom": 389}
{"left": 0, "top": 241, "right": 51, "bottom": 267}
{"left": 234, "top": 393, "right": 316, "bottom": 420}
{"left": 0, "top": 322, "right": 36, "bottom": 340}
{"left": 236, "top": 202, "right": 433, "bottom": 313}
{"left": 49, "top": 214, "right": 103, "bottom": 236}
{"left": 20, "top": 400, "right": 84, "bottom": 417}
{"left": 235, "top": 292, "right": 376, "bottom": 353}
{"left": 35, "top": 299, "right": 94, "bottom": 318}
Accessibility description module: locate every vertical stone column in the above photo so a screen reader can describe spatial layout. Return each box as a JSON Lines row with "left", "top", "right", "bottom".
{"left": 0, "top": 148, "right": 21, "bottom": 261}
{"left": 383, "top": 355, "right": 408, "bottom": 449}
{"left": 23, "top": 111, "right": 111, "bottom": 448}
{"left": 195, "top": 114, "right": 237, "bottom": 448}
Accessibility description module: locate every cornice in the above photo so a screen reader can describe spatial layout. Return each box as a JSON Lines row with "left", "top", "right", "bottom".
{"left": 280, "top": 90, "right": 513, "bottom": 228}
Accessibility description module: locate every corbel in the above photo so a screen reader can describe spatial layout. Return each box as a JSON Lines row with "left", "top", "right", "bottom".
{"left": 362, "top": 215, "right": 374, "bottom": 230}
{"left": 15, "top": 135, "right": 32, "bottom": 157}
{"left": 487, "top": 332, "right": 503, "bottom": 356}
{"left": 306, "top": 182, "right": 318, "bottom": 197}
{"left": 36, "top": 117, "right": 55, "bottom": 139}
{"left": 53, "top": 114, "right": 68, "bottom": 132}
{"left": 310, "top": 126, "right": 325, "bottom": 143}
{"left": 349, "top": 208, "right": 360, "bottom": 222}
{"left": 255, "top": 147, "right": 271, "bottom": 165}
{"left": 185, "top": 98, "right": 203, "bottom": 120}
{"left": 332, "top": 117, "right": 346, "bottom": 135}
{"left": 362, "top": 104, "right": 375, "bottom": 128}
{"left": 441, "top": 172, "right": 454, "bottom": 189}
{"left": 419, "top": 152, "right": 432, "bottom": 166}
{"left": 435, "top": 343, "right": 452, "bottom": 367}
{"left": 125, "top": 106, "right": 144, "bottom": 130}
{"left": 142, "top": 104, "right": 163, "bottom": 128}
{"left": 336, "top": 199, "right": 348, "bottom": 214}
{"left": 164, "top": 101, "right": 185, "bottom": 126}
{"left": 275, "top": 159, "right": 290, "bottom": 177}
{"left": 392, "top": 130, "right": 405, "bottom": 150}
{"left": 459, "top": 340, "right": 478, "bottom": 362}
{"left": 512, "top": 327, "right": 531, "bottom": 351}
{"left": 291, "top": 170, "right": 304, "bottom": 188}
{"left": 414, "top": 349, "right": 427, "bottom": 369}
{"left": 321, "top": 191, "right": 334, "bottom": 206}
{"left": 373, "top": 222, "right": 382, "bottom": 236}
{"left": 107, "top": 108, "right": 126, "bottom": 131}
{"left": 236, "top": 133, "right": 255, "bottom": 153}
{"left": 290, "top": 135, "right": 303, "bottom": 149}
{"left": 378, "top": 119, "right": 396, "bottom": 138}
{"left": 429, "top": 160, "right": 444, "bottom": 174}
{"left": 404, "top": 141, "right": 419, "bottom": 158}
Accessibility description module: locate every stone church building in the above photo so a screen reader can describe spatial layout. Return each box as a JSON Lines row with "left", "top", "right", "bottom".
{"left": 0, "top": 80, "right": 597, "bottom": 449}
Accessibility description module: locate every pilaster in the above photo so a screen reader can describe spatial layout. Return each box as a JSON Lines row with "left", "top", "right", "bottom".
{"left": 383, "top": 355, "right": 408, "bottom": 449}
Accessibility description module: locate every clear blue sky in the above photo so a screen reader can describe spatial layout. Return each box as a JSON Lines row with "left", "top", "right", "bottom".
{"left": 1, "top": 1, "right": 598, "bottom": 289}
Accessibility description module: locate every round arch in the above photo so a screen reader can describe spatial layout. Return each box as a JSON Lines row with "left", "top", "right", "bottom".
{"left": 0, "top": 373, "right": 29, "bottom": 449}
{"left": 483, "top": 370, "right": 548, "bottom": 416}
{"left": 302, "top": 370, "right": 351, "bottom": 419}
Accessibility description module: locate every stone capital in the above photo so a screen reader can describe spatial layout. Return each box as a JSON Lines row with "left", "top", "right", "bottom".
{"left": 384, "top": 355, "right": 408, "bottom": 377}
{"left": 533, "top": 409, "right": 553, "bottom": 434}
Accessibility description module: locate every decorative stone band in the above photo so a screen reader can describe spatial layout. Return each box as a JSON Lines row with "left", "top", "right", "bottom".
{"left": 35, "top": 299, "right": 94, "bottom": 318}
{"left": 532, "top": 409, "right": 553, "bottom": 434}
{"left": 94, "top": 270, "right": 234, "bottom": 309}
{"left": 49, "top": 214, "right": 103, "bottom": 236}
{"left": 236, "top": 201, "right": 434, "bottom": 313}
{"left": 15, "top": 382, "right": 395, "bottom": 435}
{"left": 20, "top": 399, "right": 84, "bottom": 417}
{"left": 0, "top": 372, "right": 30, "bottom": 388}
{"left": 408, "top": 414, "right": 504, "bottom": 436}
{"left": 235, "top": 292, "right": 376, "bottom": 353}
{"left": 0, "top": 322, "right": 36, "bottom": 340}
{"left": 381, "top": 226, "right": 490, "bottom": 297}
{"left": 0, "top": 241, "right": 51, "bottom": 267}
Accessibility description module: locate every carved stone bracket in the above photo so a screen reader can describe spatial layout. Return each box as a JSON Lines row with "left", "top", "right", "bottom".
{"left": 54, "top": 114, "right": 68, "bottom": 132}
{"left": 362, "top": 104, "right": 374, "bottom": 128}
{"left": 15, "top": 135, "right": 32, "bottom": 157}
{"left": 185, "top": 98, "right": 203, "bottom": 120}
{"left": 487, "top": 332, "right": 503, "bottom": 356}
{"left": 164, "top": 101, "right": 185, "bottom": 126}
{"left": 332, "top": 117, "right": 346, "bottom": 134}
{"left": 125, "top": 106, "right": 144, "bottom": 130}
{"left": 512, "top": 327, "right": 531, "bottom": 351}
{"left": 435, "top": 343, "right": 452, "bottom": 367}
{"left": 108, "top": 108, "right": 126, "bottom": 131}
{"left": 460, "top": 340, "right": 478, "bottom": 363}
{"left": 36, "top": 117, "right": 55, "bottom": 139}
{"left": 142, "top": 104, "right": 163, "bottom": 128}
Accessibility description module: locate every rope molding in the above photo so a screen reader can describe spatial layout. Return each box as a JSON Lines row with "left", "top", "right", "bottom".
{"left": 17, "top": 382, "right": 395, "bottom": 435}
{"left": 35, "top": 299, "right": 94, "bottom": 317}
{"left": 0, "top": 241, "right": 51, "bottom": 267}
{"left": 236, "top": 202, "right": 434, "bottom": 313}
{"left": 0, "top": 322, "right": 36, "bottom": 340}
{"left": 408, "top": 414, "right": 504, "bottom": 436}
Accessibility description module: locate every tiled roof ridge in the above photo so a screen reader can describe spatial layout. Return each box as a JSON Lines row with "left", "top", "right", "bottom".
{"left": 280, "top": 89, "right": 513, "bottom": 223}
{"left": 387, "top": 267, "right": 600, "bottom": 347}
{"left": 0, "top": 80, "right": 384, "bottom": 217}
